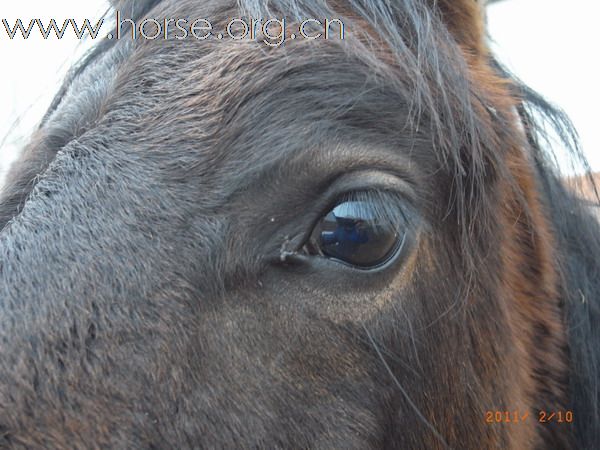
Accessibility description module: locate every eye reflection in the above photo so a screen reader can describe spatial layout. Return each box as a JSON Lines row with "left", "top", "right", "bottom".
{"left": 311, "top": 200, "right": 402, "bottom": 268}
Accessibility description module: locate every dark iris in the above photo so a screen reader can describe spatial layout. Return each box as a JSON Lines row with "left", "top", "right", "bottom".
{"left": 309, "top": 200, "right": 402, "bottom": 268}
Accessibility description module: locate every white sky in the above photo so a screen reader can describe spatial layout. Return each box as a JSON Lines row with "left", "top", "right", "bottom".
{"left": 487, "top": 0, "right": 600, "bottom": 173}
{"left": 0, "top": 0, "right": 598, "bottom": 184}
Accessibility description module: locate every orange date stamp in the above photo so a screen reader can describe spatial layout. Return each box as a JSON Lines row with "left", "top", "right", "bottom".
{"left": 485, "top": 410, "right": 574, "bottom": 424}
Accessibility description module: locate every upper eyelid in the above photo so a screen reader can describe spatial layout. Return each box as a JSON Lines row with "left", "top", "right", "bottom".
{"left": 228, "top": 145, "right": 421, "bottom": 210}
{"left": 323, "top": 169, "right": 418, "bottom": 203}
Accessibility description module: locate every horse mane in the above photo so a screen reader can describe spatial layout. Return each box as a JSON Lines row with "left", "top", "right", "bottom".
{"left": 507, "top": 73, "right": 600, "bottom": 447}
{"left": 5, "top": 0, "right": 600, "bottom": 446}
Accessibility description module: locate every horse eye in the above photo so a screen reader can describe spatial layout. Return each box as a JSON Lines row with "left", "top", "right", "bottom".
{"left": 306, "top": 200, "right": 404, "bottom": 268}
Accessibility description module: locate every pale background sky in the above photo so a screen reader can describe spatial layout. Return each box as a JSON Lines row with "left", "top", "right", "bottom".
{"left": 0, "top": 0, "right": 598, "bottom": 185}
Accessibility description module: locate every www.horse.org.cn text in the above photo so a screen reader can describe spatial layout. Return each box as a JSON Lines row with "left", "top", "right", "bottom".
{"left": 1, "top": 12, "right": 345, "bottom": 47}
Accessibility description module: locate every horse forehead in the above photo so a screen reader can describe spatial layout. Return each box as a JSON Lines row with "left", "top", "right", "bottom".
{"left": 107, "top": 45, "right": 357, "bottom": 157}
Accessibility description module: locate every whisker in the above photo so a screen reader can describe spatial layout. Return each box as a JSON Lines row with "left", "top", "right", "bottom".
{"left": 362, "top": 324, "right": 451, "bottom": 450}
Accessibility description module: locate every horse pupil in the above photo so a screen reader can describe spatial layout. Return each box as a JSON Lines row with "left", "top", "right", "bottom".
{"left": 316, "top": 200, "right": 399, "bottom": 267}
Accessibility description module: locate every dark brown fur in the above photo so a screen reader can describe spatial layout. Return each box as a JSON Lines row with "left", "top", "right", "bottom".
{"left": 0, "top": 0, "right": 598, "bottom": 448}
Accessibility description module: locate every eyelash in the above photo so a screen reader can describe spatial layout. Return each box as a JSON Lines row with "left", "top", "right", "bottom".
{"left": 325, "top": 190, "right": 412, "bottom": 230}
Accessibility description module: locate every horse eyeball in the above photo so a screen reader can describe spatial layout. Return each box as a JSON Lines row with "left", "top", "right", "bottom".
{"left": 308, "top": 200, "right": 405, "bottom": 269}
